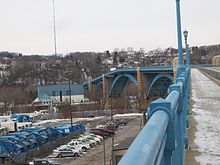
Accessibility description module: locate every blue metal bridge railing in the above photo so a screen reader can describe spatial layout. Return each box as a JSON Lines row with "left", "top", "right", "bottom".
{"left": 119, "top": 66, "right": 190, "bottom": 165}
{"left": 119, "top": 0, "right": 190, "bottom": 164}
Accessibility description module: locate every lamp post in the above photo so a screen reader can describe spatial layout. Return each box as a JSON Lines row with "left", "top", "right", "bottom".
{"left": 175, "top": 0, "right": 185, "bottom": 77}
{"left": 183, "top": 30, "right": 189, "bottom": 66}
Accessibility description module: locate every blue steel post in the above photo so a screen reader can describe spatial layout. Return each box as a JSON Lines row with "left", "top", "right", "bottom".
{"left": 184, "top": 69, "right": 190, "bottom": 147}
{"left": 168, "top": 81, "right": 184, "bottom": 165}
{"left": 178, "top": 75, "right": 188, "bottom": 156}
{"left": 183, "top": 30, "right": 190, "bottom": 118}
{"left": 176, "top": 0, "right": 185, "bottom": 77}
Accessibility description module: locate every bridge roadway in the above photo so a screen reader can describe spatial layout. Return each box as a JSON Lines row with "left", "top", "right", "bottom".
{"left": 186, "top": 68, "right": 220, "bottom": 164}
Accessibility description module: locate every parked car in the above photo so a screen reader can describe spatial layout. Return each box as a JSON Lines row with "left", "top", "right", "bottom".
{"left": 67, "top": 140, "right": 90, "bottom": 152}
{"left": 113, "top": 119, "right": 128, "bottom": 126}
{"left": 60, "top": 145, "right": 83, "bottom": 154}
{"left": 52, "top": 147, "right": 80, "bottom": 158}
{"left": 81, "top": 135, "right": 102, "bottom": 144}
{"left": 85, "top": 133, "right": 103, "bottom": 141}
{"left": 77, "top": 137, "right": 96, "bottom": 147}
{"left": 90, "top": 128, "right": 114, "bottom": 136}
{"left": 87, "top": 115, "right": 95, "bottom": 118}
{"left": 107, "top": 121, "right": 118, "bottom": 127}
{"left": 89, "top": 129, "right": 109, "bottom": 138}
{"left": 30, "top": 159, "right": 60, "bottom": 165}
{"left": 106, "top": 121, "right": 118, "bottom": 131}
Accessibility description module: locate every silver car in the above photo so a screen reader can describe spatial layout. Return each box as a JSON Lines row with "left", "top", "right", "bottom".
{"left": 52, "top": 147, "right": 80, "bottom": 158}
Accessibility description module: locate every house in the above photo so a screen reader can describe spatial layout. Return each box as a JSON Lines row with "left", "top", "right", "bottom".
{"left": 212, "top": 55, "right": 220, "bottom": 66}
{"left": 0, "top": 58, "right": 11, "bottom": 78}
{"left": 0, "top": 58, "right": 11, "bottom": 70}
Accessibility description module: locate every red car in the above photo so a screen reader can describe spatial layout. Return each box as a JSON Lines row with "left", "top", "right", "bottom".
{"left": 89, "top": 129, "right": 109, "bottom": 139}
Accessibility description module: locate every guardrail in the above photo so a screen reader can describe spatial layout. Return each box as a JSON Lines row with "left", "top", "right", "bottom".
{"left": 198, "top": 67, "right": 220, "bottom": 80}
{"left": 118, "top": 66, "right": 190, "bottom": 165}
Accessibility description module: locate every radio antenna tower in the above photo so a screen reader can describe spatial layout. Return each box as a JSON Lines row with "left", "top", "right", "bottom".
{"left": 52, "top": 0, "right": 57, "bottom": 56}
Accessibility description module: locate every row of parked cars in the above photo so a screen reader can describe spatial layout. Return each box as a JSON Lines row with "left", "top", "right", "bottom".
{"left": 49, "top": 119, "right": 128, "bottom": 159}
{"left": 50, "top": 133, "right": 103, "bottom": 158}
{"left": 89, "top": 118, "right": 127, "bottom": 138}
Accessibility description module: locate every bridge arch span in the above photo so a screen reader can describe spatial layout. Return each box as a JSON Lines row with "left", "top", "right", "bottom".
{"left": 110, "top": 74, "right": 137, "bottom": 97}
{"left": 147, "top": 74, "right": 173, "bottom": 97}
{"left": 94, "top": 81, "right": 103, "bottom": 98}
{"left": 95, "top": 81, "right": 103, "bottom": 90}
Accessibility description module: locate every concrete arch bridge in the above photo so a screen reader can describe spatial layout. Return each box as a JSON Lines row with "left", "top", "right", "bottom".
{"left": 83, "top": 66, "right": 174, "bottom": 109}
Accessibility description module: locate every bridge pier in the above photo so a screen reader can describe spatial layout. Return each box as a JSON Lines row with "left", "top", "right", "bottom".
{"left": 137, "top": 67, "right": 148, "bottom": 109}
{"left": 102, "top": 74, "right": 111, "bottom": 109}
{"left": 88, "top": 76, "right": 96, "bottom": 100}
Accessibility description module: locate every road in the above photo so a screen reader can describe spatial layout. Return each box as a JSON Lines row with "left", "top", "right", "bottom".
{"left": 186, "top": 68, "right": 220, "bottom": 165}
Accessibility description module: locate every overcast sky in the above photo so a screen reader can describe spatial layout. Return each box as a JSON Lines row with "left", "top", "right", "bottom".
{"left": 0, "top": 0, "right": 219, "bottom": 55}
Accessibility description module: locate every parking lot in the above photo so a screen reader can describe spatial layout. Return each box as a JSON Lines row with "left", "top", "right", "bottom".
{"left": 49, "top": 115, "right": 142, "bottom": 165}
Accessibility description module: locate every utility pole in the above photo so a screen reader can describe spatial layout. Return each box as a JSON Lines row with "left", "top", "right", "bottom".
{"left": 111, "top": 135, "right": 115, "bottom": 165}
{"left": 108, "top": 75, "right": 115, "bottom": 165}
{"left": 103, "top": 139, "right": 106, "bottom": 165}
{"left": 52, "top": 0, "right": 57, "bottom": 56}
{"left": 69, "top": 78, "right": 73, "bottom": 127}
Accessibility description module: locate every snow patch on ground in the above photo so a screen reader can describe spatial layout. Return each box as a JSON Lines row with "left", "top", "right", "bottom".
{"left": 113, "top": 113, "right": 143, "bottom": 117}
{"left": 33, "top": 116, "right": 105, "bottom": 126}
{"left": 191, "top": 69, "right": 220, "bottom": 165}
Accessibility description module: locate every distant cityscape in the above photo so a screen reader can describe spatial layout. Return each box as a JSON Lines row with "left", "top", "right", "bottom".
{"left": 0, "top": 44, "right": 219, "bottom": 85}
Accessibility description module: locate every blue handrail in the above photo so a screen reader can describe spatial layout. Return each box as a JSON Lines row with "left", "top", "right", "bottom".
{"left": 118, "top": 110, "right": 169, "bottom": 165}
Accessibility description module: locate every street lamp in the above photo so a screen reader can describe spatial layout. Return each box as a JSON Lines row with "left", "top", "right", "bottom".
{"left": 183, "top": 29, "right": 189, "bottom": 65}
{"left": 183, "top": 29, "right": 188, "bottom": 39}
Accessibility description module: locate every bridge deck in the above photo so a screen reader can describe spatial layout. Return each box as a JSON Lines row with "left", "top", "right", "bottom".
{"left": 84, "top": 66, "right": 173, "bottom": 85}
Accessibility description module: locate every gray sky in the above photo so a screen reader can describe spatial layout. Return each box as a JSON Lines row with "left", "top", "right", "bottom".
{"left": 0, "top": 0, "right": 219, "bottom": 55}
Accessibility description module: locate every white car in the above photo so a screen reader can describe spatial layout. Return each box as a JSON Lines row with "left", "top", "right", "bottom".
{"left": 86, "top": 133, "right": 103, "bottom": 141}
{"left": 68, "top": 140, "right": 90, "bottom": 152}
{"left": 52, "top": 147, "right": 81, "bottom": 158}
{"left": 85, "top": 133, "right": 103, "bottom": 141}
{"left": 78, "top": 137, "right": 96, "bottom": 147}
{"left": 83, "top": 135, "right": 102, "bottom": 144}
{"left": 60, "top": 145, "right": 83, "bottom": 154}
